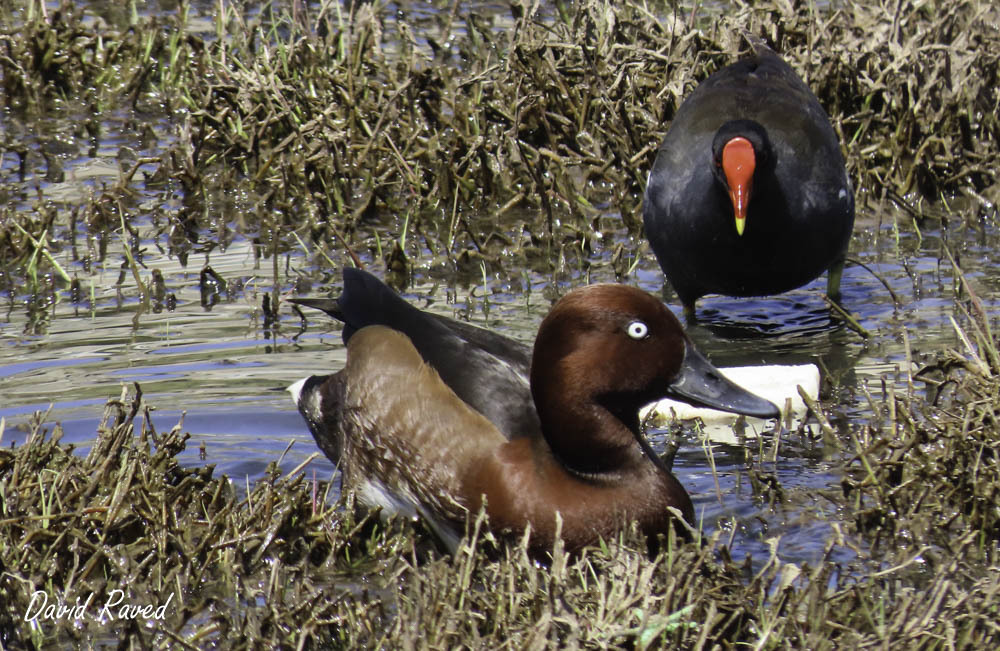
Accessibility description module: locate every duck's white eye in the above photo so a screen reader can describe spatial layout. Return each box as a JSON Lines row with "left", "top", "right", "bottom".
{"left": 626, "top": 320, "right": 649, "bottom": 340}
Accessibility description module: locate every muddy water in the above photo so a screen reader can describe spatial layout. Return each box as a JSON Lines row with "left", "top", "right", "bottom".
{"left": 3, "top": 5, "right": 1000, "bottom": 571}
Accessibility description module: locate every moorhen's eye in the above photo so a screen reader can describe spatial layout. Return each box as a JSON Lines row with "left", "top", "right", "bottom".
{"left": 626, "top": 320, "right": 649, "bottom": 340}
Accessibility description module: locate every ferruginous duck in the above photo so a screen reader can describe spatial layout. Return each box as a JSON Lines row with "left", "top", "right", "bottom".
{"left": 289, "top": 268, "right": 779, "bottom": 553}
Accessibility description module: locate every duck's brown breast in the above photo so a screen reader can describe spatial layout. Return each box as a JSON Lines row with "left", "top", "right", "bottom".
{"left": 462, "top": 437, "right": 692, "bottom": 552}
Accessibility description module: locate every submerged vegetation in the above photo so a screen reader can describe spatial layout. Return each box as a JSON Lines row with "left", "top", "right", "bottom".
{"left": 2, "top": 0, "right": 1000, "bottom": 647}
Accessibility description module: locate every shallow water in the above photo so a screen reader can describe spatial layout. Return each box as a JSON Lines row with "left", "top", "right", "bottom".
{"left": 5, "top": 184, "right": 998, "bottom": 571}
{"left": 3, "top": 1, "right": 1000, "bottom": 573}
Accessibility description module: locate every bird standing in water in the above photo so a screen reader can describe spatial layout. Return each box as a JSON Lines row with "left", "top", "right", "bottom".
{"left": 643, "top": 39, "right": 855, "bottom": 318}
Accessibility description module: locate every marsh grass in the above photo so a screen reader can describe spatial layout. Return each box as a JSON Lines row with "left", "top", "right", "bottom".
{"left": 3, "top": 308, "right": 1000, "bottom": 648}
{"left": 2, "top": 0, "right": 1000, "bottom": 647}
{"left": 3, "top": 0, "right": 999, "bottom": 295}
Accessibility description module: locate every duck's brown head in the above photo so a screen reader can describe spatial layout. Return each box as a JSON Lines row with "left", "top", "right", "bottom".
{"left": 530, "top": 284, "right": 778, "bottom": 475}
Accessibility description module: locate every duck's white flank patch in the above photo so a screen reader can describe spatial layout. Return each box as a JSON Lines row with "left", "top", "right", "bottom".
{"left": 357, "top": 478, "right": 462, "bottom": 553}
{"left": 357, "top": 477, "right": 418, "bottom": 518}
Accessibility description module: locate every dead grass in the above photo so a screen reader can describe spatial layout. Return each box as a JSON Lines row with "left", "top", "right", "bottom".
{"left": 3, "top": 329, "right": 1000, "bottom": 648}
{"left": 3, "top": 0, "right": 999, "bottom": 292}
{"left": 2, "top": 0, "right": 1000, "bottom": 648}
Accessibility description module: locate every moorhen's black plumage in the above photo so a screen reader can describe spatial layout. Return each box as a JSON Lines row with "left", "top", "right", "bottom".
{"left": 643, "top": 40, "right": 855, "bottom": 317}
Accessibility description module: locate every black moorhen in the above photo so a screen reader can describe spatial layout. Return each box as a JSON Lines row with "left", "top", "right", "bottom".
{"left": 643, "top": 39, "right": 855, "bottom": 318}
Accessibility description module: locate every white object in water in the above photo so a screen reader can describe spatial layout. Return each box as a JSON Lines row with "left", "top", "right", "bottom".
{"left": 640, "top": 364, "right": 820, "bottom": 443}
